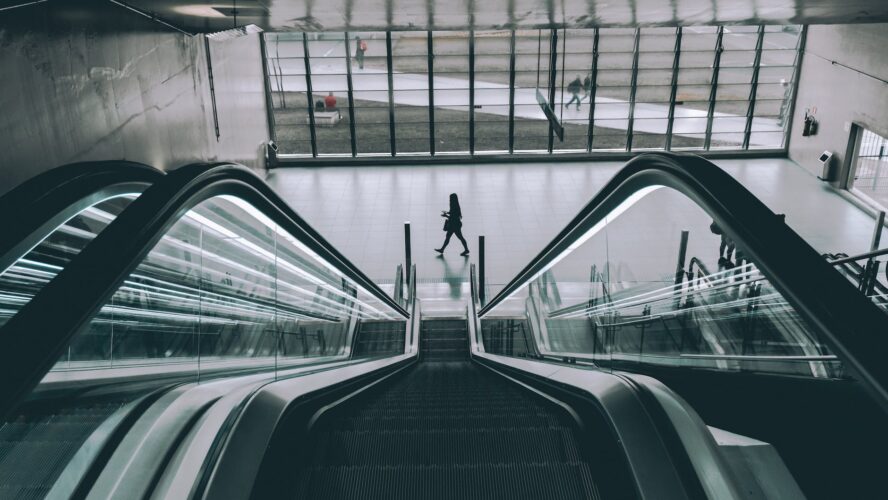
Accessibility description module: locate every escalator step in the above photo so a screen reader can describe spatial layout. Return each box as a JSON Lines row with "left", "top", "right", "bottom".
{"left": 309, "top": 426, "right": 582, "bottom": 466}
{"left": 291, "top": 320, "right": 600, "bottom": 499}
{"left": 331, "top": 412, "right": 561, "bottom": 432}
{"left": 296, "top": 462, "right": 599, "bottom": 500}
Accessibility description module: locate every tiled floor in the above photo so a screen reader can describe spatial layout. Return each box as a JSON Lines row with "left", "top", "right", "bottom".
{"left": 266, "top": 157, "right": 879, "bottom": 291}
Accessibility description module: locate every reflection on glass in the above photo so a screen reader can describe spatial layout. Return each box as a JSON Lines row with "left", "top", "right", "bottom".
{"left": 481, "top": 186, "right": 842, "bottom": 378}
{"left": 49, "top": 195, "right": 405, "bottom": 377}
{"left": 0, "top": 194, "right": 139, "bottom": 328}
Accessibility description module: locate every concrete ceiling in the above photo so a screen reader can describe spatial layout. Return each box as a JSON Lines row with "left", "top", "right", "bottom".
{"left": 14, "top": 0, "right": 888, "bottom": 33}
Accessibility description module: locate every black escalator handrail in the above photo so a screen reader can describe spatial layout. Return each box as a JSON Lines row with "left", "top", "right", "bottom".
{"left": 0, "top": 163, "right": 408, "bottom": 419}
{"left": 0, "top": 161, "right": 163, "bottom": 274}
{"left": 478, "top": 152, "right": 888, "bottom": 409}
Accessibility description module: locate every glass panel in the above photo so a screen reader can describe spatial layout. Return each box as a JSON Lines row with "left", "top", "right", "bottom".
{"left": 632, "top": 28, "right": 679, "bottom": 149}
{"left": 391, "top": 32, "right": 430, "bottom": 155}
{"left": 349, "top": 32, "right": 392, "bottom": 155}
{"left": 553, "top": 28, "right": 595, "bottom": 151}
{"left": 850, "top": 129, "right": 888, "bottom": 209}
{"left": 306, "top": 33, "right": 353, "bottom": 156}
{"left": 432, "top": 31, "right": 470, "bottom": 153}
{"left": 263, "top": 26, "right": 801, "bottom": 157}
{"left": 513, "top": 29, "right": 552, "bottom": 152}
{"left": 482, "top": 185, "right": 843, "bottom": 378}
{"left": 671, "top": 117, "right": 708, "bottom": 149}
{"left": 1, "top": 194, "right": 408, "bottom": 493}
{"left": 0, "top": 194, "right": 140, "bottom": 329}
{"left": 47, "top": 195, "right": 405, "bottom": 377}
{"left": 473, "top": 30, "right": 512, "bottom": 153}
{"left": 265, "top": 33, "right": 313, "bottom": 155}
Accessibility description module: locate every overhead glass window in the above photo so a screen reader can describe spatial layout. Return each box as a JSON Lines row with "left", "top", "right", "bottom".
{"left": 473, "top": 30, "right": 512, "bottom": 154}
{"left": 432, "top": 31, "right": 470, "bottom": 153}
{"left": 391, "top": 32, "right": 430, "bottom": 155}
{"left": 554, "top": 29, "right": 595, "bottom": 151}
{"left": 513, "top": 29, "right": 553, "bottom": 152}
{"left": 750, "top": 25, "right": 803, "bottom": 149}
{"left": 710, "top": 25, "right": 759, "bottom": 149}
{"left": 848, "top": 128, "right": 888, "bottom": 210}
{"left": 349, "top": 31, "right": 392, "bottom": 156}
{"left": 264, "top": 33, "right": 313, "bottom": 155}
{"left": 264, "top": 26, "right": 803, "bottom": 159}
{"left": 593, "top": 28, "right": 635, "bottom": 151}
{"left": 672, "top": 26, "right": 719, "bottom": 150}
{"left": 632, "top": 27, "right": 679, "bottom": 150}
{"left": 305, "top": 33, "right": 352, "bottom": 156}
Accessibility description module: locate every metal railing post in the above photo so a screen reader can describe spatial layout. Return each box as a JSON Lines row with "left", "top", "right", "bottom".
{"left": 343, "top": 32, "right": 358, "bottom": 157}
{"left": 301, "top": 33, "right": 318, "bottom": 157}
{"left": 865, "top": 211, "right": 885, "bottom": 294}
{"left": 674, "top": 230, "right": 689, "bottom": 309}
{"left": 704, "top": 26, "right": 724, "bottom": 151}
{"left": 479, "top": 235, "right": 486, "bottom": 305}
{"left": 385, "top": 32, "right": 397, "bottom": 156}
{"left": 625, "top": 27, "right": 641, "bottom": 152}
{"left": 404, "top": 221, "right": 412, "bottom": 288}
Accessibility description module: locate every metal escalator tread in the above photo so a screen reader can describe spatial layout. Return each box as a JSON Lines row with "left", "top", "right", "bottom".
{"left": 0, "top": 401, "right": 125, "bottom": 500}
{"left": 294, "top": 358, "right": 601, "bottom": 499}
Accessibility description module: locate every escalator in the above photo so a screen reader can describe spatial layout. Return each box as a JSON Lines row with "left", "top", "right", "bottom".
{"left": 474, "top": 154, "right": 888, "bottom": 499}
{"left": 0, "top": 161, "right": 411, "bottom": 498}
{"left": 290, "top": 319, "right": 605, "bottom": 500}
{"left": 0, "top": 161, "right": 165, "bottom": 498}
{"left": 0, "top": 153, "right": 886, "bottom": 499}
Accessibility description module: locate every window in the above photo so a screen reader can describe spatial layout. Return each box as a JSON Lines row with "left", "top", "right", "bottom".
{"left": 264, "top": 26, "right": 803, "bottom": 159}
{"left": 848, "top": 128, "right": 888, "bottom": 209}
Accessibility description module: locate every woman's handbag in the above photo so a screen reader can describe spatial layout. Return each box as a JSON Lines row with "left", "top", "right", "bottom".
{"left": 443, "top": 219, "right": 451, "bottom": 232}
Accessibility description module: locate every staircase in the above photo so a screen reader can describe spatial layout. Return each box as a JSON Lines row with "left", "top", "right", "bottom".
{"left": 352, "top": 320, "right": 407, "bottom": 358}
{"left": 420, "top": 319, "right": 469, "bottom": 361}
{"left": 293, "top": 319, "right": 601, "bottom": 499}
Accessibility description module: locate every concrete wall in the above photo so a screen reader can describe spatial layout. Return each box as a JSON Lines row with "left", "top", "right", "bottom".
{"left": 789, "top": 24, "right": 888, "bottom": 183}
{"left": 0, "top": 0, "right": 270, "bottom": 197}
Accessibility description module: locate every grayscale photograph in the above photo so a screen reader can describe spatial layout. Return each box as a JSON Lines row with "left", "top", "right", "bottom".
{"left": 0, "top": 0, "right": 886, "bottom": 499}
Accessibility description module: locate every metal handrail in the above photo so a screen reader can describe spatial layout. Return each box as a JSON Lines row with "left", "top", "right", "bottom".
{"left": 828, "top": 247, "right": 888, "bottom": 266}
{"left": 0, "top": 163, "right": 407, "bottom": 419}
{"left": 0, "top": 161, "right": 163, "bottom": 275}
{"left": 476, "top": 152, "right": 888, "bottom": 411}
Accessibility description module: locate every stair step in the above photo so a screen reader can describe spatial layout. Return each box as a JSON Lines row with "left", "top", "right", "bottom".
{"left": 296, "top": 462, "right": 600, "bottom": 500}
{"left": 310, "top": 426, "right": 582, "bottom": 466}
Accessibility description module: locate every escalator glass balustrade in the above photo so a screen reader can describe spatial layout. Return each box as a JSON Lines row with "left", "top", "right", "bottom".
{"left": 0, "top": 194, "right": 139, "bottom": 329}
{"left": 46, "top": 194, "right": 406, "bottom": 379}
{"left": 481, "top": 184, "right": 841, "bottom": 377}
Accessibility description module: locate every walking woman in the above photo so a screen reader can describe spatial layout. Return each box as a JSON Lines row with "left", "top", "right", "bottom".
{"left": 436, "top": 193, "right": 470, "bottom": 256}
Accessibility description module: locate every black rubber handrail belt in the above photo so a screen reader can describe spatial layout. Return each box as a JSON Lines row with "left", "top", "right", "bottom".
{"left": 0, "top": 163, "right": 408, "bottom": 419}
{"left": 0, "top": 161, "right": 163, "bottom": 274}
{"left": 478, "top": 152, "right": 888, "bottom": 411}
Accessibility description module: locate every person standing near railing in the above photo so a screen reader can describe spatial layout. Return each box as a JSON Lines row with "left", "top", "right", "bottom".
{"left": 435, "top": 193, "right": 470, "bottom": 256}
{"left": 710, "top": 219, "right": 735, "bottom": 265}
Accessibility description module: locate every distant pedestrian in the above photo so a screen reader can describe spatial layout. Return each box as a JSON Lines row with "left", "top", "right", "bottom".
{"left": 709, "top": 220, "right": 735, "bottom": 264}
{"left": 314, "top": 98, "right": 326, "bottom": 111}
{"left": 354, "top": 36, "right": 367, "bottom": 70}
{"left": 436, "top": 193, "right": 469, "bottom": 256}
{"left": 583, "top": 74, "right": 592, "bottom": 101}
{"left": 324, "top": 92, "right": 337, "bottom": 110}
{"left": 565, "top": 75, "right": 582, "bottom": 110}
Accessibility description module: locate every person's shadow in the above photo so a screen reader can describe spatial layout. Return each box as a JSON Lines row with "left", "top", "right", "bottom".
{"left": 437, "top": 253, "right": 469, "bottom": 299}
